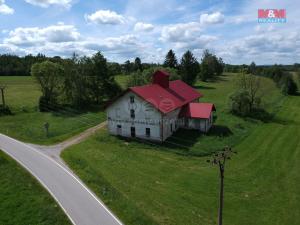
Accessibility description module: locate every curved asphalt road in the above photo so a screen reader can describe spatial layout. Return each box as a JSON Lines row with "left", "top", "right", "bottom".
{"left": 0, "top": 134, "right": 123, "bottom": 225}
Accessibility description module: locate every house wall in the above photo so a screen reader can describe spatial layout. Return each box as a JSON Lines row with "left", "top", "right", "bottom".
{"left": 107, "top": 91, "right": 162, "bottom": 141}
{"left": 161, "top": 108, "right": 181, "bottom": 141}
{"left": 181, "top": 113, "right": 213, "bottom": 132}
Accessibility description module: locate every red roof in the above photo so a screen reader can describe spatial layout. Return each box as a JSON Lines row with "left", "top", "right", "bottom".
{"left": 129, "top": 79, "right": 203, "bottom": 114}
{"left": 180, "top": 103, "right": 216, "bottom": 119}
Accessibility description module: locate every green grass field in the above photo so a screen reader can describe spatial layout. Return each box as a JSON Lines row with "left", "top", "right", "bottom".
{"left": 0, "top": 76, "right": 106, "bottom": 144}
{"left": 62, "top": 73, "right": 299, "bottom": 225}
{"left": 115, "top": 74, "right": 130, "bottom": 89}
{"left": 0, "top": 150, "right": 71, "bottom": 225}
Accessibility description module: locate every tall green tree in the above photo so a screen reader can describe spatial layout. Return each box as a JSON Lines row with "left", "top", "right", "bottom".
{"left": 179, "top": 50, "right": 199, "bottom": 85}
{"left": 164, "top": 49, "right": 178, "bottom": 68}
{"left": 279, "top": 74, "right": 298, "bottom": 95}
{"left": 134, "top": 57, "right": 143, "bottom": 71}
{"left": 123, "top": 60, "right": 132, "bottom": 74}
{"left": 31, "top": 61, "right": 64, "bottom": 111}
{"left": 199, "top": 49, "right": 224, "bottom": 81}
{"left": 249, "top": 62, "right": 256, "bottom": 75}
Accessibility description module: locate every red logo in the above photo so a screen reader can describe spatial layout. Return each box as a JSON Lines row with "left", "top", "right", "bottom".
{"left": 258, "top": 9, "right": 286, "bottom": 23}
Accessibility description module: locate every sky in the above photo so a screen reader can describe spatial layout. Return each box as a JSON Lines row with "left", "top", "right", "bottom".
{"left": 0, "top": 0, "right": 299, "bottom": 64}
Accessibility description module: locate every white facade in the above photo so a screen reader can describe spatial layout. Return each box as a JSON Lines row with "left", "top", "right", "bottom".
{"left": 107, "top": 91, "right": 181, "bottom": 142}
{"left": 181, "top": 113, "right": 213, "bottom": 132}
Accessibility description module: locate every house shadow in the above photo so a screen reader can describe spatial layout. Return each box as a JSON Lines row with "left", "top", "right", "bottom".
{"left": 207, "top": 125, "right": 233, "bottom": 137}
{"left": 193, "top": 85, "right": 216, "bottom": 90}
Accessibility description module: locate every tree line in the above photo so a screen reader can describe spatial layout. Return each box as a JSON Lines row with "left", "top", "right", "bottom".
{"left": 126, "top": 49, "right": 225, "bottom": 87}
{"left": 0, "top": 53, "right": 158, "bottom": 77}
{"left": 31, "top": 52, "right": 122, "bottom": 111}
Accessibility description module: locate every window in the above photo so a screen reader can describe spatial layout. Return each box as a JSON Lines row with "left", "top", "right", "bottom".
{"left": 117, "top": 125, "right": 122, "bottom": 135}
{"left": 146, "top": 128, "right": 150, "bottom": 137}
{"left": 130, "top": 96, "right": 135, "bottom": 103}
{"left": 130, "top": 109, "right": 135, "bottom": 119}
{"left": 171, "top": 124, "right": 173, "bottom": 132}
{"left": 131, "top": 127, "right": 136, "bottom": 137}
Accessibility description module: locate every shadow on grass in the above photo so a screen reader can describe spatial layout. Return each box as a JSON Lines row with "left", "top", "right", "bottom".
{"left": 207, "top": 125, "right": 233, "bottom": 137}
{"left": 132, "top": 127, "right": 232, "bottom": 157}
{"left": 193, "top": 85, "right": 216, "bottom": 90}
{"left": 234, "top": 108, "right": 294, "bottom": 125}
{"left": 46, "top": 104, "right": 104, "bottom": 118}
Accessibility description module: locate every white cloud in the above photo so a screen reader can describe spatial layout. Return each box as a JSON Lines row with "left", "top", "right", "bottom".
{"left": 134, "top": 22, "right": 154, "bottom": 32}
{"left": 4, "top": 23, "right": 80, "bottom": 47}
{"left": 85, "top": 10, "right": 125, "bottom": 25}
{"left": 160, "top": 22, "right": 217, "bottom": 52}
{"left": 161, "top": 22, "right": 201, "bottom": 42}
{"left": 0, "top": 0, "right": 14, "bottom": 14}
{"left": 200, "top": 12, "right": 224, "bottom": 25}
{"left": 24, "top": 0, "right": 74, "bottom": 8}
{"left": 84, "top": 35, "right": 140, "bottom": 54}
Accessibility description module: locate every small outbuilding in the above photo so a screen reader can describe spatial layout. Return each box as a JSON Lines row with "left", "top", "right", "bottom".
{"left": 179, "top": 103, "right": 216, "bottom": 132}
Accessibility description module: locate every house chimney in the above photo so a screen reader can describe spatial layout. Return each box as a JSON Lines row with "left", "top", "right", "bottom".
{"left": 152, "top": 70, "right": 169, "bottom": 88}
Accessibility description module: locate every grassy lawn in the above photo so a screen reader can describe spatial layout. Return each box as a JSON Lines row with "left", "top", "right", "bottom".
{"left": 62, "top": 73, "right": 300, "bottom": 224}
{"left": 0, "top": 150, "right": 71, "bottom": 225}
{"left": 165, "top": 73, "right": 284, "bottom": 156}
{"left": 114, "top": 74, "right": 130, "bottom": 89}
{"left": 0, "top": 76, "right": 106, "bottom": 145}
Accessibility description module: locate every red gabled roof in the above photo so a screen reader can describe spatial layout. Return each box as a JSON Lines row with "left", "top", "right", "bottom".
{"left": 129, "top": 80, "right": 203, "bottom": 114}
{"left": 180, "top": 103, "right": 216, "bottom": 119}
{"left": 169, "top": 80, "right": 203, "bottom": 103}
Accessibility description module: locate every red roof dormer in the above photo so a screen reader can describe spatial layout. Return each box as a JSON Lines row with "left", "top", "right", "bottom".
{"left": 152, "top": 70, "right": 169, "bottom": 88}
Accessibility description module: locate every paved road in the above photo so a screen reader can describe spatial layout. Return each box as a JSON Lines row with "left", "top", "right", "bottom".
{"left": 0, "top": 133, "right": 123, "bottom": 225}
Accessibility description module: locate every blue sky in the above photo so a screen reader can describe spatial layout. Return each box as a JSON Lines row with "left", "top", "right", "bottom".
{"left": 0, "top": 0, "right": 299, "bottom": 64}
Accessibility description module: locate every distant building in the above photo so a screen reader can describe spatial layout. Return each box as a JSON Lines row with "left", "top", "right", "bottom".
{"left": 106, "top": 70, "right": 216, "bottom": 142}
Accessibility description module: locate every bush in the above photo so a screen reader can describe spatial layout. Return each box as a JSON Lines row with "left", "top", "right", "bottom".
{"left": 38, "top": 96, "right": 52, "bottom": 112}
{"left": 279, "top": 75, "right": 298, "bottom": 95}
{"left": 0, "top": 105, "right": 12, "bottom": 116}
{"left": 229, "top": 90, "right": 251, "bottom": 116}
{"left": 229, "top": 89, "right": 263, "bottom": 116}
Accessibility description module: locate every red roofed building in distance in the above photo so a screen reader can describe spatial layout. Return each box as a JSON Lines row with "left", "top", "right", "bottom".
{"left": 106, "top": 70, "right": 216, "bottom": 142}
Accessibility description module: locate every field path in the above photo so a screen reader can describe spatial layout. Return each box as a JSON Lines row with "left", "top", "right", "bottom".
{"left": 0, "top": 133, "right": 122, "bottom": 225}
{"left": 29, "top": 121, "right": 107, "bottom": 166}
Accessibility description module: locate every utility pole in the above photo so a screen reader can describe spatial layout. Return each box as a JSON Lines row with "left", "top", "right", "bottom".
{"left": 207, "top": 146, "right": 237, "bottom": 225}
{"left": 0, "top": 85, "right": 5, "bottom": 108}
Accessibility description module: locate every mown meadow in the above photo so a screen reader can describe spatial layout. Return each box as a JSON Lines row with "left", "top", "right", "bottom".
{"left": 61, "top": 72, "right": 300, "bottom": 225}
{"left": 0, "top": 150, "right": 71, "bottom": 225}
{"left": 0, "top": 76, "right": 106, "bottom": 144}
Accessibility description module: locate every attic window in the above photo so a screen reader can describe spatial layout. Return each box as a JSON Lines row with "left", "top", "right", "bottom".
{"left": 130, "top": 96, "right": 135, "bottom": 103}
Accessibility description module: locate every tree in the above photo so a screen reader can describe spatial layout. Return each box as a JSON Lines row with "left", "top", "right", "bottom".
{"left": 134, "top": 57, "right": 143, "bottom": 71}
{"left": 229, "top": 70, "right": 262, "bottom": 116}
{"left": 31, "top": 61, "right": 64, "bottom": 111}
{"left": 248, "top": 62, "right": 256, "bottom": 74}
{"left": 199, "top": 50, "right": 224, "bottom": 81}
{"left": 179, "top": 50, "right": 199, "bottom": 85}
{"left": 123, "top": 60, "right": 132, "bottom": 74}
{"left": 108, "top": 62, "right": 122, "bottom": 76}
{"left": 279, "top": 74, "right": 298, "bottom": 95}
{"left": 164, "top": 49, "right": 178, "bottom": 68}
{"left": 237, "top": 71, "right": 261, "bottom": 111}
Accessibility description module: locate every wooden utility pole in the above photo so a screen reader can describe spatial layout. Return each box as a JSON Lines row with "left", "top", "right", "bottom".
{"left": 207, "top": 146, "right": 236, "bottom": 225}
{"left": 0, "top": 85, "right": 5, "bottom": 108}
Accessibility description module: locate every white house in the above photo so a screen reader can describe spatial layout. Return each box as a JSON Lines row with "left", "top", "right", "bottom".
{"left": 106, "top": 70, "right": 216, "bottom": 142}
